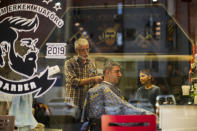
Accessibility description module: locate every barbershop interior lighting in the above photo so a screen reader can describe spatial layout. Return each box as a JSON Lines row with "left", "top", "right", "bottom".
{"left": 156, "top": 22, "right": 161, "bottom": 26}
{"left": 75, "top": 22, "right": 80, "bottom": 27}
{"left": 117, "top": 3, "right": 123, "bottom": 15}
{"left": 82, "top": 31, "right": 87, "bottom": 36}
{"left": 156, "top": 27, "right": 161, "bottom": 31}
{"left": 79, "top": 27, "right": 84, "bottom": 31}
{"left": 156, "top": 32, "right": 161, "bottom": 35}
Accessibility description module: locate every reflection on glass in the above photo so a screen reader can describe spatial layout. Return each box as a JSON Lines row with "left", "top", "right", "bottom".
{"left": 35, "top": 3, "right": 194, "bottom": 131}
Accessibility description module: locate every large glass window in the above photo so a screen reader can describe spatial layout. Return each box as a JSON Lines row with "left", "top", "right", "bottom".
{"left": 0, "top": 1, "right": 195, "bottom": 131}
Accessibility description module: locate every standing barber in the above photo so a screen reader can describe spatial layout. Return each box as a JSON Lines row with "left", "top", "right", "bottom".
{"left": 64, "top": 37, "right": 103, "bottom": 115}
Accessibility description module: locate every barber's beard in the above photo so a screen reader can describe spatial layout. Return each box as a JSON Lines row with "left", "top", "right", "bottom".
{"left": 78, "top": 56, "right": 88, "bottom": 64}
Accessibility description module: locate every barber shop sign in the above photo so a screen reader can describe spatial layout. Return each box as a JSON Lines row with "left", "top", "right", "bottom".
{"left": 0, "top": 0, "right": 65, "bottom": 97}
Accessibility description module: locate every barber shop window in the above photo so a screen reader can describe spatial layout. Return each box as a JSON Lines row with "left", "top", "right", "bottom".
{"left": 0, "top": 0, "right": 196, "bottom": 131}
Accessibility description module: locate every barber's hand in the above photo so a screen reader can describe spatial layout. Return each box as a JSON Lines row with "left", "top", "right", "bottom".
{"left": 93, "top": 76, "right": 103, "bottom": 83}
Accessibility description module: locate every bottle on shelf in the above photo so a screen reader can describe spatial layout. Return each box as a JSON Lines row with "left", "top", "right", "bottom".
{"left": 193, "top": 85, "right": 197, "bottom": 104}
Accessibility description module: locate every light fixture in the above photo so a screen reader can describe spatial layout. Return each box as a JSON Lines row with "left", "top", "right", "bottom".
{"left": 82, "top": 31, "right": 87, "bottom": 36}
{"left": 79, "top": 27, "right": 83, "bottom": 31}
{"left": 74, "top": 22, "right": 80, "bottom": 27}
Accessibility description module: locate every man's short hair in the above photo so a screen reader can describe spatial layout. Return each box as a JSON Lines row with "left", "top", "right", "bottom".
{"left": 74, "top": 38, "right": 89, "bottom": 49}
{"left": 103, "top": 60, "right": 120, "bottom": 74}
